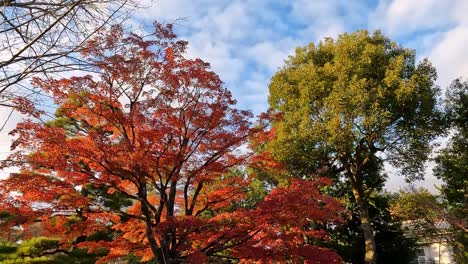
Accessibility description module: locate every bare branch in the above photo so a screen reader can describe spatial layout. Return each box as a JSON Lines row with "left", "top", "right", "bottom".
{"left": 0, "top": 0, "right": 145, "bottom": 130}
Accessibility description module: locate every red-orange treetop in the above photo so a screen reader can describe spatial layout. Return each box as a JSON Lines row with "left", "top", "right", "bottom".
{"left": 0, "top": 22, "right": 343, "bottom": 263}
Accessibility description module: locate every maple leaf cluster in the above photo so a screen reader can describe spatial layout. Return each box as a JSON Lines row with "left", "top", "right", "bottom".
{"left": 0, "top": 22, "right": 343, "bottom": 263}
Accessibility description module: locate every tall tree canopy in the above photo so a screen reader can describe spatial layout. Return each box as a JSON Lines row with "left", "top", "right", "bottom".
{"left": 267, "top": 30, "right": 442, "bottom": 264}
{"left": 0, "top": 23, "right": 343, "bottom": 263}
{"left": 434, "top": 78, "right": 468, "bottom": 263}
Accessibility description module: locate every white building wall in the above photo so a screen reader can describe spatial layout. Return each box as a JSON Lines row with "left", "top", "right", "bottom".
{"left": 422, "top": 242, "right": 455, "bottom": 264}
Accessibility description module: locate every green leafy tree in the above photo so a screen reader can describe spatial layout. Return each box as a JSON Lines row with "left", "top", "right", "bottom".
{"left": 267, "top": 30, "right": 442, "bottom": 263}
{"left": 390, "top": 188, "right": 447, "bottom": 243}
{"left": 434, "top": 78, "right": 468, "bottom": 263}
{"left": 390, "top": 188, "right": 444, "bottom": 232}
{"left": 320, "top": 179, "right": 416, "bottom": 264}
{"left": 0, "top": 237, "right": 60, "bottom": 263}
{"left": 0, "top": 237, "right": 109, "bottom": 264}
{"left": 390, "top": 188, "right": 465, "bottom": 264}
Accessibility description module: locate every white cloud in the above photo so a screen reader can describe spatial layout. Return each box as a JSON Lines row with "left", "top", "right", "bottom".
{"left": 291, "top": 0, "right": 369, "bottom": 40}
{"left": 233, "top": 73, "right": 270, "bottom": 114}
{"left": 424, "top": 0, "right": 468, "bottom": 88}
{"left": 247, "top": 40, "right": 295, "bottom": 72}
{"left": 0, "top": 107, "right": 22, "bottom": 132}
{"left": 370, "top": 0, "right": 457, "bottom": 36}
{"left": 135, "top": 1, "right": 253, "bottom": 85}
{"left": 428, "top": 26, "right": 468, "bottom": 88}
{"left": 193, "top": 1, "right": 251, "bottom": 41}
{"left": 137, "top": 0, "right": 198, "bottom": 21}
{"left": 369, "top": 1, "right": 468, "bottom": 88}
{"left": 243, "top": 73, "right": 269, "bottom": 94}
{"left": 185, "top": 32, "right": 244, "bottom": 83}
{"left": 0, "top": 107, "right": 22, "bottom": 180}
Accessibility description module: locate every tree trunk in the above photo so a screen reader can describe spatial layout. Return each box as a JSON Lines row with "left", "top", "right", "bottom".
{"left": 139, "top": 183, "right": 167, "bottom": 263}
{"left": 351, "top": 184, "right": 377, "bottom": 264}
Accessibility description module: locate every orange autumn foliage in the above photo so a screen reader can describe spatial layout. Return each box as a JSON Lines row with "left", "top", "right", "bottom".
{"left": 0, "top": 22, "right": 343, "bottom": 263}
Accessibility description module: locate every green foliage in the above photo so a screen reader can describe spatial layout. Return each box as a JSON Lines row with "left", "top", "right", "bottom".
{"left": 322, "top": 185, "right": 417, "bottom": 264}
{"left": 125, "top": 253, "right": 142, "bottom": 264}
{"left": 266, "top": 29, "right": 441, "bottom": 262}
{"left": 435, "top": 79, "right": 467, "bottom": 218}
{"left": 0, "top": 231, "right": 112, "bottom": 264}
{"left": 81, "top": 184, "right": 133, "bottom": 212}
{"left": 434, "top": 78, "right": 468, "bottom": 264}
{"left": 390, "top": 188, "right": 444, "bottom": 240}
{"left": 243, "top": 178, "right": 269, "bottom": 209}
{"left": 0, "top": 212, "right": 16, "bottom": 228}
{"left": 45, "top": 107, "right": 81, "bottom": 137}
{"left": 52, "top": 247, "right": 109, "bottom": 264}
{"left": 391, "top": 188, "right": 442, "bottom": 222}
{"left": 268, "top": 30, "right": 441, "bottom": 180}
{"left": 0, "top": 237, "right": 59, "bottom": 263}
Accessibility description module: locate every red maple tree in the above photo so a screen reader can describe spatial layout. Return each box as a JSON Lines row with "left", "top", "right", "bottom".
{"left": 0, "top": 22, "right": 343, "bottom": 263}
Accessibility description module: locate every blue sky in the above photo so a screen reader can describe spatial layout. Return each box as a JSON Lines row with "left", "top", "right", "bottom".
{"left": 1, "top": 0, "right": 467, "bottom": 191}
{"left": 132, "top": 0, "right": 468, "bottom": 192}
{"left": 134, "top": 0, "right": 467, "bottom": 116}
